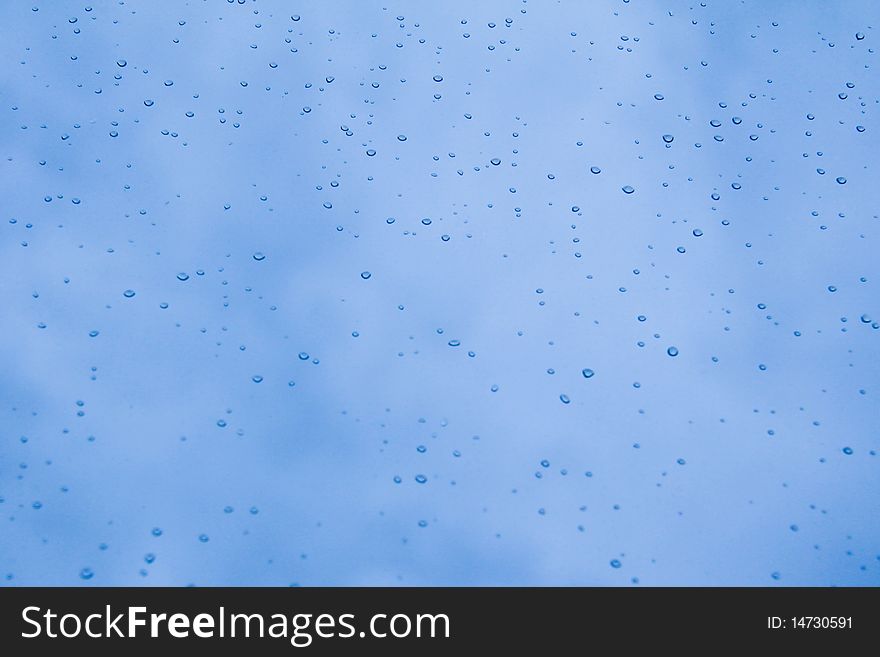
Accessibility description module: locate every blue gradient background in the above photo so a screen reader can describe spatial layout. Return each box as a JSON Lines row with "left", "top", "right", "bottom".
{"left": 1, "top": 1, "right": 878, "bottom": 586}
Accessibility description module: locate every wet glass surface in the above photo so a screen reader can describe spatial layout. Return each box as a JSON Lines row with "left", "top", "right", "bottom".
{"left": 0, "top": 1, "right": 878, "bottom": 585}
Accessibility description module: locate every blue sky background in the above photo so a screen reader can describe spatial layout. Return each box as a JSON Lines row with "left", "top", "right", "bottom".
{"left": 0, "top": 0, "right": 878, "bottom": 585}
